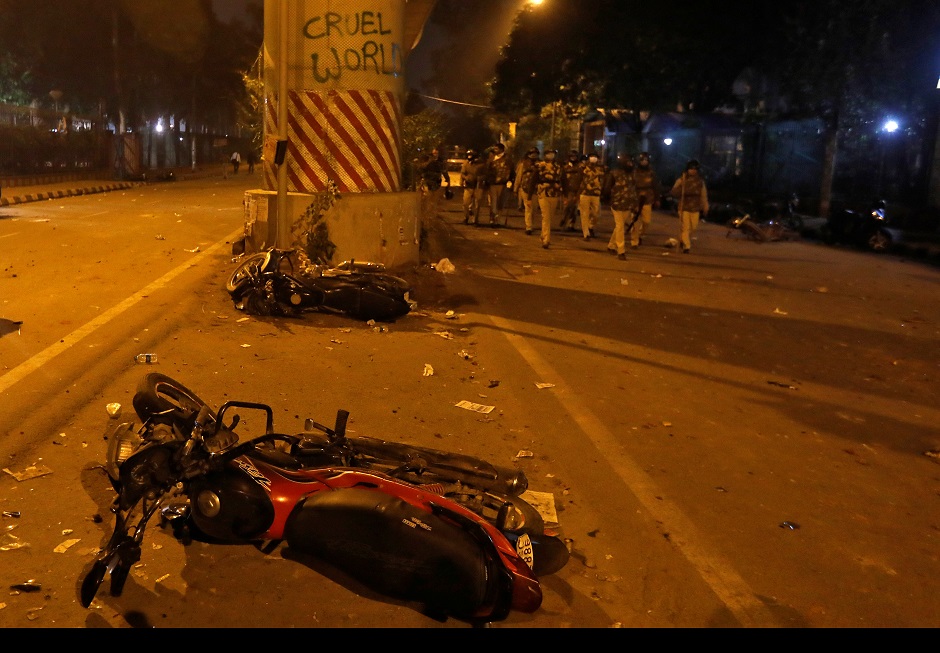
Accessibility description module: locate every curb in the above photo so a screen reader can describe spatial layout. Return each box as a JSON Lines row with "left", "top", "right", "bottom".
{"left": 0, "top": 182, "right": 142, "bottom": 207}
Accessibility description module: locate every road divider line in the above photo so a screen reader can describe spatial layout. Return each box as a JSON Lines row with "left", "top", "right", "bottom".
{"left": 0, "top": 227, "right": 243, "bottom": 396}
{"left": 489, "top": 313, "right": 780, "bottom": 627}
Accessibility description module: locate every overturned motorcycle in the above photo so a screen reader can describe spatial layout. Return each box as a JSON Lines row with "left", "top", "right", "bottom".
{"left": 226, "top": 248, "right": 414, "bottom": 322}
{"left": 81, "top": 373, "right": 569, "bottom": 626}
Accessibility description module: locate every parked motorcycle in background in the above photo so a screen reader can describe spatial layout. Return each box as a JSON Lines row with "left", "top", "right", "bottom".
{"left": 820, "top": 199, "right": 898, "bottom": 252}
{"left": 81, "top": 374, "right": 569, "bottom": 626}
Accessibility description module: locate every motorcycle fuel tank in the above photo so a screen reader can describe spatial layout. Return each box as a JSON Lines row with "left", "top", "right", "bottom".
{"left": 188, "top": 459, "right": 275, "bottom": 542}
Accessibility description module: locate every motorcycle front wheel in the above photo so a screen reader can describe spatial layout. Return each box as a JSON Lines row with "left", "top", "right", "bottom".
{"left": 226, "top": 252, "right": 268, "bottom": 295}
{"left": 132, "top": 373, "right": 212, "bottom": 425}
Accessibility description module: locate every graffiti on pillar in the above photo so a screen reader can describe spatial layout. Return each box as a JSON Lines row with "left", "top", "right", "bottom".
{"left": 303, "top": 12, "right": 402, "bottom": 83}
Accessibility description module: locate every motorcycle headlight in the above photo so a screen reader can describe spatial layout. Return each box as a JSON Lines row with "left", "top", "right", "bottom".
{"left": 105, "top": 422, "right": 143, "bottom": 482}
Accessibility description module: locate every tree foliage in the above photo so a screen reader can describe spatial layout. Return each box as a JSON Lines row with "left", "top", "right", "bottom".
{"left": 0, "top": 0, "right": 261, "bottom": 132}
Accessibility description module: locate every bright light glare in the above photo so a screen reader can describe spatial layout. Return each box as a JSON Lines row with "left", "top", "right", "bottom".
{"left": 883, "top": 119, "right": 899, "bottom": 133}
{"left": 663, "top": 138, "right": 673, "bottom": 145}
{"left": 529, "top": 0, "right": 544, "bottom": 5}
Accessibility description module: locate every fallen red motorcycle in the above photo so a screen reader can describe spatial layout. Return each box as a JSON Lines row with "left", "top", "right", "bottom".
{"left": 80, "top": 373, "right": 568, "bottom": 626}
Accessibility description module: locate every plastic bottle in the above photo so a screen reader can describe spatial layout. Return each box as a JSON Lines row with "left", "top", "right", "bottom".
{"left": 135, "top": 353, "right": 158, "bottom": 364}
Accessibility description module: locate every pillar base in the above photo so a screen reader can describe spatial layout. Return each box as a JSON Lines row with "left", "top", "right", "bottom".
{"left": 242, "top": 189, "right": 421, "bottom": 270}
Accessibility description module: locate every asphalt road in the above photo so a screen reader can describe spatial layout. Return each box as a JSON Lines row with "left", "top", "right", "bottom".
{"left": 0, "top": 179, "right": 938, "bottom": 628}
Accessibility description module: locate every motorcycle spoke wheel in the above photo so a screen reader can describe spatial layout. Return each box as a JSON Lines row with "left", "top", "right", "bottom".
{"left": 869, "top": 231, "right": 891, "bottom": 252}
{"left": 226, "top": 253, "right": 268, "bottom": 295}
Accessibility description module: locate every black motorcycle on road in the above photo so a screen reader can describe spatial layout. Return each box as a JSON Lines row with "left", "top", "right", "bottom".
{"left": 226, "top": 248, "right": 413, "bottom": 322}
{"left": 820, "top": 200, "right": 898, "bottom": 252}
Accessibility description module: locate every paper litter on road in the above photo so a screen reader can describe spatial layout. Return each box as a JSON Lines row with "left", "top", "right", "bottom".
{"left": 521, "top": 490, "right": 559, "bottom": 525}
{"left": 773, "top": 308, "right": 789, "bottom": 315}
{"left": 423, "top": 364, "right": 434, "bottom": 376}
{"left": 54, "top": 538, "right": 81, "bottom": 553}
{"left": 434, "top": 331, "right": 454, "bottom": 339}
{"left": 535, "top": 382, "right": 555, "bottom": 389}
{"left": 455, "top": 400, "right": 495, "bottom": 414}
{"left": 515, "top": 450, "right": 534, "bottom": 458}
{"left": 3, "top": 465, "right": 53, "bottom": 482}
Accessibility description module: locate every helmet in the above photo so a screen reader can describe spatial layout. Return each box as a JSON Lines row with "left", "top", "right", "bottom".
{"left": 685, "top": 159, "right": 700, "bottom": 171}
{"left": 467, "top": 150, "right": 477, "bottom": 161}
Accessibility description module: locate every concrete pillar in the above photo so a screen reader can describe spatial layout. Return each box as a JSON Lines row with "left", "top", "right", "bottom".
{"left": 262, "top": 1, "right": 406, "bottom": 194}
{"left": 242, "top": 0, "right": 436, "bottom": 268}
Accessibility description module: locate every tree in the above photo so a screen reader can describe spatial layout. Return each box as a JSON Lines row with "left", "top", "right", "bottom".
{"left": 755, "top": 0, "right": 940, "bottom": 215}
{"left": 401, "top": 109, "right": 450, "bottom": 190}
{"left": 490, "top": 0, "right": 940, "bottom": 214}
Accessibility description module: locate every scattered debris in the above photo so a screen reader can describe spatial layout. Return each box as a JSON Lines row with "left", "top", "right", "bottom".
{"left": 241, "top": 344, "right": 251, "bottom": 348}
{"left": 2, "top": 511, "right": 21, "bottom": 518}
{"left": 0, "top": 532, "right": 28, "bottom": 551}
{"left": 924, "top": 450, "right": 940, "bottom": 462}
{"left": 535, "top": 382, "right": 555, "bottom": 389}
{"left": 767, "top": 381, "right": 797, "bottom": 390}
{"left": 515, "top": 450, "right": 534, "bottom": 458}
{"left": 0, "top": 319, "right": 23, "bottom": 338}
{"left": 134, "top": 353, "right": 158, "bottom": 364}
{"left": 662, "top": 421, "right": 672, "bottom": 427}
{"left": 457, "top": 350, "right": 473, "bottom": 360}
{"left": 521, "top": 490, "right": 559, "bottom": 525}
{"left": 773, "top": 308, "right": 788, "bottom": 315}
{"left": 455, "top": 400, "right": 495, "bottom": 414}
{"left": 620, "top": 278, "right": 629, "bottom": 285}
{"left": 423, "top": 364, "right": 434, "bottom": 377}
{"left": 444, "top": 310, "right": 458, "bottom": 319}
{"left": 9, "top": 580, "right": 41, "bottom": 593}
{"left": 54, "top": 538, "right": 81, "bottom": 553}
{"left": 779, "top": 521, "right": 800, "bottom": 530}
{"left": 184, "top": 246, "right": 201, "bottom": 253}
{"left": 155, "top": 234, "right": 165, "bottom": 240}
{"left": 665, "top": 238, "right": 679, "bottom": 248}
{"left": 434, "top": 331, "right": 454, "bottom": 340}
{"left": 106, "top": 403, "right": 122, "bottom": 419}
{"left": 433, "top": 258, "right": 456, "bottom": 274}
{"left": 237, "top": 317, "right": 250, "bottom": 323}
{"left": 487, "top": 380, "right": 500, "bottom": 388}
{"left": 3, "top": 465, "right": 53, "bottom": 482}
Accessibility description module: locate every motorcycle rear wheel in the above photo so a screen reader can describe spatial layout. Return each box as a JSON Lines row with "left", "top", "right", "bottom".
{"left": 868, "top": 230, "right": 892, "bottom": 252}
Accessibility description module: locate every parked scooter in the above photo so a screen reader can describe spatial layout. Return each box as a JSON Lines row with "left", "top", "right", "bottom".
{"left": 81, "top": 373, "right": 569, "bottom": 626}
{"left": 820, "top": 199, "right": 896, "bottom": 252}
{"left": 226, "top": 248, "right": 413, "bottom": 322}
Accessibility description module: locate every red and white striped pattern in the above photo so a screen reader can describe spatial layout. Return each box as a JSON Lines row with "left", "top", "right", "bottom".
{"left": 264, "top": 89, "right": 402, "bottom": 194}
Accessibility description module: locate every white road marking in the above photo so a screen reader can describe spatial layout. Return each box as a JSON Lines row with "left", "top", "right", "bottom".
{"left": 0, "top": 227, "right": 243, "bottom": 396}
{"left": 489, "top": 313, "right": 780, "bottom": 627}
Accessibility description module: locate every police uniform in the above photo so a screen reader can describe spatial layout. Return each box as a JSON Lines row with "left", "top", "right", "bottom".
{"left": 669, "top": 160, "right": 709, "bottom": 253}
{"left": 526, "top": 150, "right": 565, "bottom": 248}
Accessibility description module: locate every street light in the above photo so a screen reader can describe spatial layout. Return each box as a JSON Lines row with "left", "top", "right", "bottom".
{"left": 878, "top": 118, "right": 900, "bottom": 196}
